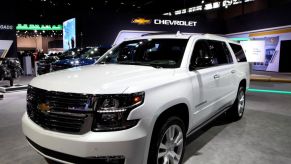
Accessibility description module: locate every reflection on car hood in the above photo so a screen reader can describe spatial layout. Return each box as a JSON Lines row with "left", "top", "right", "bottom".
{"left": 54, "top": 58, "right": 95, "bottom": 66}
{"left": 30, "top": 64, "right": 176, "bottom": 94}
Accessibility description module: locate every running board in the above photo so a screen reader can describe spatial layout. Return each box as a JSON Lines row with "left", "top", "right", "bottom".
{"left": 186, "top": 104, "right": 232, "bottom": 138}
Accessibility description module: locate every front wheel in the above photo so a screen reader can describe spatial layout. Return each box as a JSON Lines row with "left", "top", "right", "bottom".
{"left": 227, "top": 86, "right": 246, "bottom": 121}
{"left": 148, "top": 116, "right": 186, "bottom": 164}
{"left": 9, "top": 78, "right": 14, "bottom": 87}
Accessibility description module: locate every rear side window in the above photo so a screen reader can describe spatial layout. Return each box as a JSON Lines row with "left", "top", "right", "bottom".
{"left": 229, "top": 43, "right": 247, "bottom": 62}
{"left": 207, "top": 40, "right": 233, "bottom": 65}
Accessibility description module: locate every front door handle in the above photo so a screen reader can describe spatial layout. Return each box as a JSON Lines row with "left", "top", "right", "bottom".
{"left": 231, "top": 70, "right": 236, "bottom": 74}
{"left": 214, "top": 74, "right": 220, "bottom": 79}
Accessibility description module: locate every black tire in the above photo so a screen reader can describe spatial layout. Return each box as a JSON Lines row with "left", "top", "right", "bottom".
{"left": 9, "top": 78, "right": 13, "bottom": 87}
{"left": 14, "top": 71, "right": 19, "bottom": 78}
{"left": 148, "top": 116, "right": 186, "bottom": 164}
{"left": 44, "top": 158, "right": 60, "bottom": 164}
{"left": 227, "top": 86, "right": 246, "bottom": 121}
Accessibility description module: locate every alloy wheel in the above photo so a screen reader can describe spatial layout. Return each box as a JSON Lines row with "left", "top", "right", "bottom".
{"left": 238, "top": 89, "right": 245, "bottom": 117}
{"left": 157, "top": 125, "right": 184, "bottom": 164}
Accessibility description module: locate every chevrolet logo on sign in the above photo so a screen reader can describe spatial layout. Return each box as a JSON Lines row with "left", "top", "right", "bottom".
{"left": 131, "top": 18, "right": 151, "bottom": 25}
{"left": 37, "top": 103, "right": 50, "bottom": 112}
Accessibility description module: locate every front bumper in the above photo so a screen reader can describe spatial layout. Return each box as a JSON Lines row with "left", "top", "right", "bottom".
{"left": 22, "top": 113, "right": 148, "bottom": 164}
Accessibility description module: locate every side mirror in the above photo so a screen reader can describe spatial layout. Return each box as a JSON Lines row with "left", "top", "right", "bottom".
{"left": 189, "top": 63, "right": 196, "bottom": 71}
{"left": 190, "top": 57, "right": 213, "bottom": 71}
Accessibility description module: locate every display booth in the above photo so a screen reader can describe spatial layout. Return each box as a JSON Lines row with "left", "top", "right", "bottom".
{"left": 226, "top": 25, "right": 291, "bottom": 73}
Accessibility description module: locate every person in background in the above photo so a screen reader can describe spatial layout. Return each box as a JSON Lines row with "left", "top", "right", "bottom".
{"left": 17, "top": 51, "right": 24, "bottom": 68}
{"left": 71, "top": 37, "right": 75, "bottom": 48}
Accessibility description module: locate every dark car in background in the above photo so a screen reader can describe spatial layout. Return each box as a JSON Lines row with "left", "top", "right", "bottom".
{"left": 51, "top": 47, "right": 109, "bottom": 72}
{"left": 0, "top": 58, "right": 23, "bottom": 86}
{"left": 37, "top": 47, "right": 91, "bottom": 75}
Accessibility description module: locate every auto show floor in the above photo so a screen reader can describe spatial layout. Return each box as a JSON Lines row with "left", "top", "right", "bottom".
{"left": 0, "top": 82, "right": 291, "bottom": 164}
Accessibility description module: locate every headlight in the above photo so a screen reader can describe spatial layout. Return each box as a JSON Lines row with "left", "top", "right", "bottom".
{"left": 92, "top": 92, "right": 144, "bottom": 132}
{"left": 70, "top": 60, "right": 80, "bottom": 65}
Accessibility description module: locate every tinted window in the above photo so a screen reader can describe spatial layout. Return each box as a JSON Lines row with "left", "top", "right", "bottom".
{"left": 81, "top": 47, "right": 108, "bottom": 58}
{"left": 98, "top": 39, "right": 188, "bottom": 68}
{"left": 229, "top": 43, "right": 247, "bottom": 62}
{"left": 190, "top": 40, "right": 217, "bottom": 69}
{"left": 208, "top": 40, "right": 233, "bottom": 65}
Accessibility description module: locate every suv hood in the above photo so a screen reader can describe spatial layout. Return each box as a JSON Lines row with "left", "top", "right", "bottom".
{"left": 30, "top": 64, "right": 175, "bottom": 94}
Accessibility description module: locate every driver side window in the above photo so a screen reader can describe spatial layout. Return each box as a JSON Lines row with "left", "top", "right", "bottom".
{"left": 190, "top": 40, "right": 216, "bottom": 70}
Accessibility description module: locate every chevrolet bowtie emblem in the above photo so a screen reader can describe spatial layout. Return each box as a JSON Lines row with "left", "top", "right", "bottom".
{"left": 131, "top": 18, "right": 151, "bottom": 25}
{"left": 38, "top": 103, "right": 50, "bottom": 112}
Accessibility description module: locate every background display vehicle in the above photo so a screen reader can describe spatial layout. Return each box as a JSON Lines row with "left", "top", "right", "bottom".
{"left": 37, "top": 47, "right": 91, "bottom": 75}
{"left": 0, "top": 58, "right": 23, "bottom": 86}
{"left": 37, "top": 53, "right": 60, "bottom": 75}
{"left": 22, "top": 33, "right": 250, "bottom": 164}
{"left": 51, "top": 47, "right": 109, "bottom": 72}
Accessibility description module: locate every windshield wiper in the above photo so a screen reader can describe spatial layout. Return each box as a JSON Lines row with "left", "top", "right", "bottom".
{"left": 118, "top": 61, "right": 161, "bottom": 68}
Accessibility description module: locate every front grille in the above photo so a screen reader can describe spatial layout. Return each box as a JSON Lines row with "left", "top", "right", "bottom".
{"left": 27, "top": 86, "right": 94, "bottom": 134}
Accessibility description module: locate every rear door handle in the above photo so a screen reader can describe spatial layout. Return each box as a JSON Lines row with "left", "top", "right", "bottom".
{"left": 231, "top": 70, "right": 236, "bottom": 74}
{"left": 214, "top": 74, "right": 220, "bottom": 79}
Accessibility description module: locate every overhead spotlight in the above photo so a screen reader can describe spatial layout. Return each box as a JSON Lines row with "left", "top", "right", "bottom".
{"left": 120, "top": 2, "right": 125, "bottom": 5}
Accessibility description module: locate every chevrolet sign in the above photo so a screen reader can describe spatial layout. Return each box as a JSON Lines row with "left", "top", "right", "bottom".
{"left": 37, "top": 103, "right": 50, "bottom": 112}
{"left": 131, "top": 18, "right": 152, "bottom": 25}
{"left": 154, "top": 19, "right": 197, "bottom": 27}
{"left": 131, "top": 18, "right": 197, "bottom": 27}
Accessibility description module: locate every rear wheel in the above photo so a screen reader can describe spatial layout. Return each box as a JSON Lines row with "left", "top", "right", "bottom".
{"left": 9, "top": 78, "right": 14, "bottom": 87}
{"left": 227, "top": 86, "right": 246, "bottom": 121}
{"left": 148, "top": 116, "right": 186, "bottom": 164}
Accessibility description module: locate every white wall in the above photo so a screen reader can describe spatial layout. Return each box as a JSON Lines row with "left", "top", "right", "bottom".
{"left": 17, "top": 36, "right": 62, "bottom": 53}
{"left": 17, "top": 36, "right": 42, "bottom": 50}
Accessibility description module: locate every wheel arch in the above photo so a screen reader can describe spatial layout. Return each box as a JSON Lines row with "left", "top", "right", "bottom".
{"left": 239, "top": 79, "right": 247, "bottom": 91}
{"left": 153, "top": 103, "right": 190, "bottom": 134}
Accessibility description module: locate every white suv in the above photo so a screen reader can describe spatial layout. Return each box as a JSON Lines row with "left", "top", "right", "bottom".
{"left": 22, "top": 33, "right": 250, "bottom": 164}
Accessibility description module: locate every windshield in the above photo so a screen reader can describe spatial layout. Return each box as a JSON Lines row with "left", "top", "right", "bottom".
{"left": 97, "top": 39, "right": 188, "bottom": 68}
{"left": 81, "top": 47, "right": 108, "bottom": 58}
{"left": 60, "top": 48, "right": 91, "bottom": 59}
